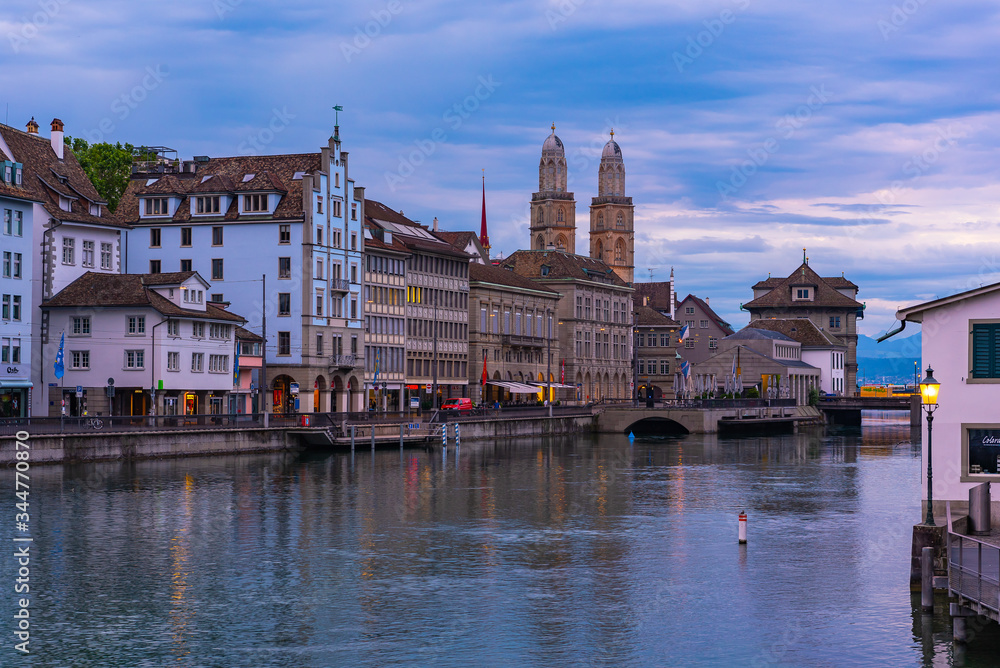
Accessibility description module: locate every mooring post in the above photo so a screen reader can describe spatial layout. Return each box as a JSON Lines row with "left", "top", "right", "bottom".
{"left": 442, "top": 423, "right": 448, "bottom": 449}
{"left": 351, "top": 425, "right": 356, "bottom": 451}
{"left": 371, "top": 425, "right": 376, "bottom": 451}
{"left": 951, "top": 603, "right": 971, "bottom": 643}
{"left": 455, "top": 423, "right": 461, "bottom": 448}
{"left": 400, "top": 423, "right": 405, "bottom": 450}
{"left": 739, "top": 511, "right": 747, "bottom": 544}
{"left": 921, "top": 546, "right": 934, "bottom": 612}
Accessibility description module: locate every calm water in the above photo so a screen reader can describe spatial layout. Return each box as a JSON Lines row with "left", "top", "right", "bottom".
{"left": 4, "top": 414, "right": 1000, "bottom": 667}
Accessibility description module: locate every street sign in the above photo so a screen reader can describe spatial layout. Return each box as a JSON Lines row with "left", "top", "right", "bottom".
{"left": 409, "top": 397, "right": 420, "bottom": 409}
{"left": 75, "top": 385, "right": 83, "bottom": 398}
{"left": 290, "top": 382, "right": 300, "bottom": 395}
{"left": 425, "top": 384, "right": 431, "bottom": 392}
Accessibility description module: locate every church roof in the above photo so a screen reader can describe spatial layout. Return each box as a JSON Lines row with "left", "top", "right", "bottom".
{"left": 602, "top": 138, "right": 622, "bottom": 160}
{"left": 542, "top": 126, "right": 564, "bottom": 156}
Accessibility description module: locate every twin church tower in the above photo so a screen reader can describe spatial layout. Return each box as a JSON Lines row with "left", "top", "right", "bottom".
{"left": 528, "top": 124, "right": 635, "bottom": 284}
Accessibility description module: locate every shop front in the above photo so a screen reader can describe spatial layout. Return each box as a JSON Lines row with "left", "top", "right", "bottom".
{"left": 0, "top": 382, "right": 30, "bottom": 418}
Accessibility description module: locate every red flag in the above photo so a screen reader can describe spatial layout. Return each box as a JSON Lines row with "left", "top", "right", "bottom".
{"left": 560, "top": 359, "right": 565, "bottom": 384}
{"left": 481, "top": 355, "right": 488, "bottom": 386}
{"left": 479, "top": 172, "right": 490, "bottom": 252}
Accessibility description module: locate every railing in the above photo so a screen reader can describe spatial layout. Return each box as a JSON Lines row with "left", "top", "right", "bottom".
{"left": 330, "top": 278, "right": 351, "bottom": 291}
{"left": 331, "top": 354, "right": 357, "bottom": 368}
{"left": 0, "top": 413, "right": 267, "bottom": 436}
{"left": 949, "top": 532, "right": 1000, "bottom": 614}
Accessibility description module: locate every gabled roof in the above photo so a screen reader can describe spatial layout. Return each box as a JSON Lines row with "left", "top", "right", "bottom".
{"left": 364, "top": 199, "right": 471, "bottom": 259}
{"left": 747, "top": 318, "right": 845, "bottom": 348}
{"left": 678, "top": 294, "right": 735, "bottom": 335}
{"left": 236, "top": 326, "right": 264, "bottom": 342}
{"left": 470, "top": 262, "right": 560, "bottom": 296}
{"left": 0, "top": 122, "right": 123, "bottom": 227}
{"left": 633, "top": 281, "right": 674, "bottom": 312}
{"left": 896, "top": 280, "right": 1000, "bottom": 323}
{"left": 501, "top": 249, "right": 629, "bottom": 288}
{"left": 42, "top": 272, "right": 245, "bottom": 322}
{"left": 635, "top": 305, "right": 679, "bottom": 327}
{"left": 119, "top": 152, "right": 319, "bottom": 224}
{"left": 744, "top": 263, "right": 862, "bottom": 310}
{"left": 726, "top": 327, "right": 797, "bottom": 342}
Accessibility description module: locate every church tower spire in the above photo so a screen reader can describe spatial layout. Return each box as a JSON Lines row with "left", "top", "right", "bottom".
{"left": 589, "top": 130, "right": 634, "bottom": 283}
{"left": 529, "top": 124, "right": 576, "bottom": 253}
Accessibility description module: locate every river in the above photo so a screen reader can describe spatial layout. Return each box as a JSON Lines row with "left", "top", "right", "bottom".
{"left": 4, "top": 413, "right": 999, "bottom": 666}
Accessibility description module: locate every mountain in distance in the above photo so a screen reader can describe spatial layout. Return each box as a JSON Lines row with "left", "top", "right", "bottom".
{"left": 856, "top": 331, "right": 921, "bottom": 385}
{"left": 857, "top": 331, "right": 921, "bottom": 359}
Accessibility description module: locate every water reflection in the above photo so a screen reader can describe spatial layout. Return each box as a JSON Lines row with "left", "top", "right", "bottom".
{"left": 4, "top": 417, "right": 1000, "bottom": 666}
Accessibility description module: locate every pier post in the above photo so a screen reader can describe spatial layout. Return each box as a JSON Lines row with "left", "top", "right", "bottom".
{"left": 442, "top": 423, "right": 448, "bottom": 449}
{"left": 371, "top": 426, "right": 376, "bottom": 451}
{"left": 921, "top": 546, "right": 933, "bottom": 611}
{"left": 351, "top": 425, "right": 355, "bottom": 451}
{"left": 739, "top": 511, "right": 747, "bottom": 544}
{"left": 455, "top": 423, "right": 461, "bottom": 448}
{"left": 950, "top": 604, "right": 973, "bottom": 643}
{"left": 400, "top": 423, "right": 405, "bottom": 450}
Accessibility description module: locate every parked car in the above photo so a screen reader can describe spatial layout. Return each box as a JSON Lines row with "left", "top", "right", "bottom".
{"left": 441, "top": 398, "right": 474, "bottom": 412}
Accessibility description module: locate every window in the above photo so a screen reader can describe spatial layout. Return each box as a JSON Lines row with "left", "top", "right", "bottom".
{"left": 277, "top": 331, "right": 291, "bottom": 355}
{"left": 351, "top": 264, "right": 357, "bottom": 283}
{"left": 210, "top": 293, "right": 223, "bottom": 303}
{"left": 1, "top": 252, "right": 8, "bottom": 278}
{"left": 192, "top": 322, "right": 205, "bottom": 338}
{"left": 315, "top": 289, "right": 324, "bottom": 316}
{"left": 11, "top": 296, "right": 19, "bottom": 321}
{"left": 685, "top": 306, "right": 694, "bottom": 315}
{"left": 62, "top": 237, "right": 75, "bottom": 265}
{"left": 351, "top": 202, "right": 358, "bottom": 220}
{"left": 212, "top": 258, "right": 224, "bottom": 280}
{"left": 144, "top": 198, "right": 168, "bottom": 215}
{"left": 167, "top": 351, "right": 180, "bottom": 371}
{"left": 125, "top": 350, "right": 145, "bottom": 369}
{"left": 180, "top": 259, "right": 192, "bottom": 272}
{"left": 150, "top": 228, "right": 161, "bottom": 247}
{"left": 685, "top": 339, "right": 695, "bottom": 349}
{"left": 1, "top": 295, "right": 8, "bottom": 320}
{"left": 2, "top": 210, "right": 9, "bottom": 235}
{"left": 279, "top": 224, "right": 290, "bottom": 244}
{"left": 316, "top": 333, "right": 323, "bottom": 355}
{"left": 316, "top": 226, "right": 323, "bottom": 245}
{"left": 127, "top": 316, "right": 146, "bottom": 335}
{"left": 198, "top": 196, "right": 221, "bottom": 214}
{"left": 829, "top": 316, "right": 841, "bottom": 329}
{"left": 795, "top": 288, "right": 811, "bottom": 300}
{"left": 72, "top": 317, "right": 91, "bottom": 335}
{"left": 332, "top": 200, "right": 342, "bottom": 217}
{"left": 80, "top": 240, "right": 95, "bottom": 268}
{"left": 149, "top": 260, "right": 161, "bottom": 273}
{"left": 278, "top": 257, "right": 291, "bottom": 278}
{"left": 971, "top": 323, "right": 1000, "bottom": 379}
{"left": 100, "top": 243, "right": 113, "bottom": 270}
{"left": 209, "top": 323, "right": 231, "bottom": 339}
{"left": 208, "top": 354, "right": 229, "bottom": 373}
{"left": 243, "top": 194, "right": 268, "bottom": 212}
{"left": 278, "top": 293, "right": 291, "bottom": 316}
{"left": 167, "top": 320, "right": 179, "bottom": 337}
{"left": 316, "top": 195, "right": 323, "bottom": 214}
{"left": 350, "top": 297, "right": 357, "bottom": 319}
{"left": 71, "top": 350, "right": 90, "bottom": 369}
{"left": 709, "top": 336, "right": 718, "bottom": 349}
{"left": 661, "top": 360, "right": 670, "bottom": 375}
{"left": 351, "top": 232, "right": 357, "bottom": 250}
{"left": 191, "top": 352, "right": 204, "bottom": 372}
{"left": 700, "top": 319, "right": 709, "bottom": 329}
{"left": 212, "top": 227, "right": 223, "bottom": 246}
{"left": 180, "top": 227, "right": 192, "bottom": 246}
{"left": 316, "top": 258, "right": 324, "bottom": 279}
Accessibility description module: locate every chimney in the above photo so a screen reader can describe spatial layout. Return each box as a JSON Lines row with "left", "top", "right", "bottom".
{"left": 26, "top": 117, "right": 39, "bottom": 134}
{"left": 432, "top": 216, "right": 438, "bottom": 232}
{"left": 51, "top": 118, "right": 64, "bottom": 160}
{"left": 706, "top": 297, "right": 710, "bottom": 305}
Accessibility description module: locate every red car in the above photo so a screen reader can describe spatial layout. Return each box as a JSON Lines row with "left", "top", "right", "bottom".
{"left": 441, "top": 398, "right": 473, "bottom": 412}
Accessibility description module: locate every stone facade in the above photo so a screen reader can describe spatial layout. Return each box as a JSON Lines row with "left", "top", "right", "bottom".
{"left": 634, "top": 305, "right": 680, "bottom": 401}
{"left": 589, "top": 132, "right": 634, "bottom": 284}
{"left": 676, "top": 294, "right": 735, "bottom": 365}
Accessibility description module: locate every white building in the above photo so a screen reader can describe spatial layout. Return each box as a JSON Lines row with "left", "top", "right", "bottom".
{"left": 892, "top": 281, "right": 1000, "bottom": 517}
{"left": 0, "top": 118, "right": 126, "bottom": 417}
{"left": 746, "top": 319, "right": 847, "bottom": 395}
{"left": 41, "top": 271, "right": 245, "bottom": 417}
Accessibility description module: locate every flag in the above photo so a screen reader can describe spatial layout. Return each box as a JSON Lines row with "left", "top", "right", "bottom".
{"left": 373, "top": 348, "right": 381, "bottom": 383}
{"left": 233, "top": 342, "right": 240, "bottom": 386}
{"left": 681, "top": 360, "right": 691, "bottom": 378}
{"left": 54, "top": 332, "right": 65, "bottom": 379}
{"left": 481, "top": 356, "right": 488, "bottom": 386}
{"left": 678, "top": 324, "right": 689, "bottom": 343}
{"left": 731, "top": 352, "right": 738, "bottom": 390}
{"left": 560, "top": 359, "right": 565, "bottom": 384}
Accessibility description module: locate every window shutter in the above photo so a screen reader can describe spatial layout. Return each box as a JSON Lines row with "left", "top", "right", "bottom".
{"left": 972, "top": 324, "right": 1000, "bottom": 378}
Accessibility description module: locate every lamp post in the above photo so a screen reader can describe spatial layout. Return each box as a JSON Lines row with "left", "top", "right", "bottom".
{"left": 919, "top": 365, "right": 940, "bottom": 526}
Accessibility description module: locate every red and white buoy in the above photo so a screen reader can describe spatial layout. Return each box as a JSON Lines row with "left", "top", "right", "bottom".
{"left": 738, "top": 511, "right": 747, "bottom": 544}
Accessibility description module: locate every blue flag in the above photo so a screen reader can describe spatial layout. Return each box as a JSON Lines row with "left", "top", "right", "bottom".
{"left": 678, "top": 324, "right": 689, "bottom": 342}
{"left": 54, "top": 332, "right": 65, "bottom": 379}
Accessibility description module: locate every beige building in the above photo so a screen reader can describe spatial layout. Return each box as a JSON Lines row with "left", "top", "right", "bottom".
{"left": 744, "top": 259, "right": 863, "bottom": 395}
{"left": 635, "top": 305, "right": 680, "bottom": 402}
{"left": 675, "top": 294, "right": 735, "bottom": 365}
{"left": 362, "top": 224, "right": 409, "bottom": 411}
{"left": 530, "top": 124, "right": 577, "bottom": 254}
{"left": 466, "top": 262, "right": 562, "bottom": 404}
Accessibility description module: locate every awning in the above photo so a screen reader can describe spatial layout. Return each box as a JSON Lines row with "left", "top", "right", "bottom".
{"left": 531, "top": 382, "right": 576, "bottom": 389}
{"left": 486, "top": 381, "right": 543, "bottom": 394}
{"left": 0, "top": 380, "right": 33, "bottom": 388}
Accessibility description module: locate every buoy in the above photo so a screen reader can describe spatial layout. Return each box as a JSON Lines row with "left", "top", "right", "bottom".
{"left": 628, "top": 431, "right": 635, "bottom": 443}
{"left": 739, "top": 511, "right": 747, "bottom": 544}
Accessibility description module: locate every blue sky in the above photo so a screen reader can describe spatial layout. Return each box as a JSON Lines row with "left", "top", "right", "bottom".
{"left": 4, "top": 0, "right": 999, "bottom": 337}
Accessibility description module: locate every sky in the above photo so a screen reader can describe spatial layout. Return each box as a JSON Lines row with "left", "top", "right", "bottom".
{"left": 3, "top": 0, "right": 999, "bottom": 338}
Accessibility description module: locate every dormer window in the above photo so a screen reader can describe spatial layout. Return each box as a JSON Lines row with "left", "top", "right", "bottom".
{"left": 793, "top": 287, "right": 812, "bottom": 301}
{"left": 144, "top": 198, "right": 169, "bottom": 216}
{"left": 541, "top": 265, "right": 550, "bottom": 276}
{"left": 196, "top": 196, "right": 220, "bottom": 214}
{"left": 59, "top": 197, "right": 72, "bottom": 212}
{"left": 90, "top": 203, "right": 100, "bottom": 217}
{"left": 242, "top": 174, "right": 255, "bottom": 182}
{"left": 2, "top": 164, "right": 10, "bottom": 183}
{"left": 243, "top": 194, "right": 268, "bottom": 212}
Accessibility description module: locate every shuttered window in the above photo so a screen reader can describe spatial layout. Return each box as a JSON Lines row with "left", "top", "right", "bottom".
{"left": 972, "top": 324, "right": 1000, "bottom": 378}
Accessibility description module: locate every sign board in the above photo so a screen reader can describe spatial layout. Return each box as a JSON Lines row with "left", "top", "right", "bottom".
{"left": 290, "top": 382, "right": 300, "bottom": 395}
{"left": 294, "top": 397, "right": 300, "bottom": 410}
{"left": 2, "top": 365, "right": 23, "bottom": 377}
{"left": 968, "top": 428, "right": 1000, "bottom": 475}
{"left": 425, "top": 384, "right": 432, "bottom": 392}
{"left": 75, "top": 385, "right": 83, "bottom": 398}
{"left": 409, "top": 397, "right": 420, "bottom": 409}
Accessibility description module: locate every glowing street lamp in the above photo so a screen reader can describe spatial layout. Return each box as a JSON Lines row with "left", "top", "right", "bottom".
{"left": 919, "top": 365, "right": 940, "bottom": 526}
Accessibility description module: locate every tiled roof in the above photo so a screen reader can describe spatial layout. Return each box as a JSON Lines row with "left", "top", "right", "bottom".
{"left": 470, "top": 262, "right": 560, "bottom": 295}
{"left": 746, "top": 318, "right": 845, "bottom": 348}
{"left": 726, "top": 327, "right": 796, "bottom": 342}
{"left": 633, "top": 281, "right": 674, "bottom": 312}
{"left": 435, "top": 230, "right": 478, "bottom": 250}
{"left": 118, "top": 152, "right": 321, "bottom": 224}
{"left": 501, "top": 250, "right": 629, "bottom": 287}
{"left": 635, "top": 305, "right": 679, "bottom": 327}
{"left": 744, "top": 263, "right": 862, "bottom": 310}
{"left": 0, "top": 122, "right": 124, "bottom": 227}
{"left": 678, "top": 294, "right": 735, "bottom": 335}
{"left": 236, "top": 326, "right": 264, "bottom": 341}
{"left": 365, "top": 200, "right": 471, "bottom": 259}
{"left": 42, "top": 272, "right": 245, "bottom": 322}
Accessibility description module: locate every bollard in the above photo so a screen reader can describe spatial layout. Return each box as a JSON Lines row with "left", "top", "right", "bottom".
{"left": 351, "top": 425, "right": 356, "bottom": 451}
{"left": 738, "top": 511, "right": 747, "bottom": 544}
{"left": 442, "top": 424, "right": 448, "bottom": 449}
{"left": 921, "top": 546, "right": 934, "bottom": 612}
{"left": 400, "top": 423, "right": 405, "bottom": 450}
{"left": 455, "top": 423, "right": 461, "bottom": 448}
{"left": 371, "top": 426, "right": 376, "bottom": 451}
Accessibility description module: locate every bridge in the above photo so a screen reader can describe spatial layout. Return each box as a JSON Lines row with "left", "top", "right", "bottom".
{"left": 818, "top": 395, "right": 919, "bottom": 426}
{"left": 597, "top": 399, "right": 810, "bottom": 435}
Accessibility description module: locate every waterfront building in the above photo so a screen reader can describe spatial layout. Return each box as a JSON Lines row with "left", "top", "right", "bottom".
{"left": 0, "top": 118, "right": 125, "bottom": 417}
{"left": 675, "top": 294, "right": 735, "bottom": 365}
{"left": 746, "top": 318, "right": 847, "bottom": 395}
{"left": 364, "top": 200, "right": 470, "bottom": 408}
{"left": 634, "top": 305, "right": 680, "bottom": 401}
{"left": 465, "top": 261, "right": 562, "bottom": 405}
{"left": 233, "top": 326, "right": 263, "bottom": 414}
{"left": 0, "top": 150, "right": 38, "bottom": 417}
{"left": 121, "top": 130, "right": 366, "bottom": 413}
{"left": 40, "top": 271, "right": 245, "bottom": 416}
{"left": 693, "top": 327, "right": 820, "bottom": 403}
{"left": 744, "top": 257, "right": 863, "bottom": 395}
{"left": 362, "top": 222, "right": 409, "bottom": 411}
{"left": 502, "top": 250, "right": 633, "bottom": 402}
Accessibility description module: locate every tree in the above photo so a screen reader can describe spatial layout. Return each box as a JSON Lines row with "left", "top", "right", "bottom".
{"left": 64, "top": 137, "right": 140, "bottom": 214}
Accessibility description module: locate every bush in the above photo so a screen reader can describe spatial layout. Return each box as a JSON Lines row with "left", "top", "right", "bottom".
{"left": 746, "top": 387, "right": 759, "bottom": 399}
{"left": 808, "top": 387, "right": 820, "bottom": 406}
{"left": 421, "top": 400, "right": 432, "bottom": 410}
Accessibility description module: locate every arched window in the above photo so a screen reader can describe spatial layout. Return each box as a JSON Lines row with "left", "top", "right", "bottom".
{"left": 616, "top": 212, "right": 625, "bottom": 229}
{"left": 535, "top": 235, "right": 544, "bottom": 250}
{"left": 596, "top": 240, "right": 604, "bottom": 260}
{"left": 597, "top": 212, "right": 604, "bottom": 229}
{"left": 556, "top": 234, "right": 567, "bottom": 251}
{"left": 614, "top": 238, "right": 625, "bottom": 262}
{"left": 537, "top": 209, "right": 544, "bottom": 225}
{"left": 557, "top": 207, "right": 565, "bottom": 223}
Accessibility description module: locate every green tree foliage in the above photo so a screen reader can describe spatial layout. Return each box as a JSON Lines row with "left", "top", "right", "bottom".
{"left": 64, "top": 136, "right": 140, "bottom": 213}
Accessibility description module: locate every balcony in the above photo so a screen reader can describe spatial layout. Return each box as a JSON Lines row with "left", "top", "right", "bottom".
{"left": 331, "top": 354, "right": 358, "bottom": 368}
{"left": 330, "top": 278, "right": 351, "bottom": 292}
{"left": 501, "top": 335, "right": 546, "bottom": 349}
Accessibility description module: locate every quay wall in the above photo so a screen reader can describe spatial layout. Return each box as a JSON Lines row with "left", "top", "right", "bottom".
{"left": 442, "top": 415, "right": 595, "bottom": 442}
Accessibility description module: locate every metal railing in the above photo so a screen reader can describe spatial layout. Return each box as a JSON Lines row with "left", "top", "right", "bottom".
{"left": 330, "top": 278, "right": 351, "bottom": 291}
{"left": 949, "top": 532, "right": 1000, "bottom": 614}
{"left": 0, "top": 413, "right": 267, "bottom": 436}
{"left": 331, "top": 354, "right": 357, "bottom": 368}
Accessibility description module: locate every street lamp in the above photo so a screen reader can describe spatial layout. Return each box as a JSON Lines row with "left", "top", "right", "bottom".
{"left": 919, "top": 365, "right": 940, "bottom": 526}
